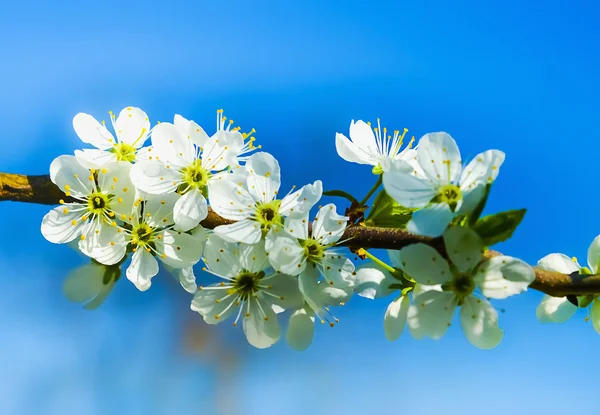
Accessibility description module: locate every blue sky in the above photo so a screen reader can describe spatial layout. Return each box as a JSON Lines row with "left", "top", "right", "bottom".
{"left": 1, "top": 0, "right": 599, "bottom": 414}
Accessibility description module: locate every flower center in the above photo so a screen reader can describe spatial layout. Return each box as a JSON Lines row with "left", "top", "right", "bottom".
{"left": 131, "top": 223, "right": 155, "bottom": 247}
{"left": 300, "top": 238, "right": 325, "bottom": 262}
{"left": 231, "top": 270, "right": 264, "bottom": 300}
{"left": 254, "top": 200, "right": 282, "bottom": 232}
{"left": 180, "top": 159, "right": 210, "bottom": 194}
{"left": 446, "top": 273, "right": 475, "bottom": 298}
{"left": 111, "top": 143, "right": 137, "bottom": 163}
{"left": 87, "top": 192, "right": 111, "bottom": 216}
{"left": 433, "top": 184, "right": 463, "bottom": 212}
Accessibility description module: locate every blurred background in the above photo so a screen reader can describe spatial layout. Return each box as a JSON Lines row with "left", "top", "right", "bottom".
{"left": 1, "top": 0, "right": 599, "bottom": 414}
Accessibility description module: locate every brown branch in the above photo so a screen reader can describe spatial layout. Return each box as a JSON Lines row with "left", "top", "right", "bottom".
{"left": 1, "top": 172, "right": 597, "bottom": 298}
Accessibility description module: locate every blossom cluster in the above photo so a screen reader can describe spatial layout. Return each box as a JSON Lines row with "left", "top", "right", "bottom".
{"left": 42, "top": 107, "right": 541, "bottom": 350}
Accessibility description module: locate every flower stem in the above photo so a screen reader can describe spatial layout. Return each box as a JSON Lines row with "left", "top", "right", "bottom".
{"left": 361, "top": 249, "right": 396, "bottom": 273}
{"left": 358, "top": 175, "right": 383, "bottom": 207}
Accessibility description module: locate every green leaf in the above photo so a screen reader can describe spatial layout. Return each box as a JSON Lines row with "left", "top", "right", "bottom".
{"left": 472, "top": 208, "right": 526, "bottom": 246}
{"left": 578, "top": 295, "right": 596, "bottom": 308}
{"left": 467, "top": 183, "right": 492, "bottom": 226}
{"left": 364, "top": 190, "right": 417, "bottom": 228}
{"left": 323, "top": 189, "right": 359, "bottom": 204}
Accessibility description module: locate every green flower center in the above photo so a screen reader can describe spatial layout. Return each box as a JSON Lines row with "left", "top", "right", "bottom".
{"left": 111, "top": 143, "right": 137, "bottom": 163}
{"left": 87, "top": 192, "right": 111, "bottom": 216}
{"left": 432, "top": 184, "right": 463, "bottom": 212}
{"left": 180, "top": 160, "right": 211, "bottom": 195}
{"left": 300, "top": 238, "right": 325, "bottom": 262}
{"left": 231, "top": 270, "right": 264, "bottom": 300}
{"left": 443, "top": 272, "right": 475, "bottom": 301}
{"left": 255, "top": 200, "right": 282, "bottom": 233}
{"left": 131, "top": 223, "right": 155, "bottom": 246}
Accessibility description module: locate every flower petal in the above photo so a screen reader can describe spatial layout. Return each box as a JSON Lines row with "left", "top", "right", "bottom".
{"left": 63, "top": 263, "right": 106, "bottom": 303}
{"left": 459, "top": 296, "right": 503, "bottom": 349}
{"left": 443, "top": 226, "right": 484, "bottom": 273}
{"left": 349, "top": 120, "right": 378, "bottom": 154}
{"left": 126, "top": 249, "right": 159, "bottom": 291}
{"left": 174, "top": 266, "right": 198, "bottom": 294}
{"left": 286, "top": 307, "right": 315, "bottom": 351}
{"left": 459, "top": 149, "right": 505, "bottom": 191}
{"left": 173, "top": 188, "right": 208, "bottom": 232}
{"left": 238, "top": 241, "right": 270, "bottom": 273}
{"left": 387, "top": 249, "right": 402, "bottom": 268}
{"left": 267, "top": 273, "right": 304, "bottom": 311}
{"left": 265, "top": 231, "right": 306, "bottom": 275}
{"left": 245, "top": 152, "right": 281, "bottom": 203}
{"left": 587, "top": 234, "right": 600, "bottom": 273}
{"left": 416, "top": 132, "right": 461, "bottom": 184}
{"left": 87, "top": 224, "right": 127, "bottom": 266}
{"left": 321, "top": 252, "right": 355, "bottom": 288}
{"left": 151, "top": 122, "right": 194, "bottom": 167}
{"left": 399, "top": 243, "right": 452, "bottom": 285}
{"left": 536, "top": 295, "right": 577, "bottom": 324}
{"left": 213, "top": 220, "right": 262, "bottom": 244}
{"left": 130, "top": 160, "right": 180, "bottom": 195}
{"left": 203, "top": 234, "right": 242, "bottom": 277}
{"left": 335, "top": 132, "right": 375, "bottom": 165}
{"left": 74, "top": 149, "right": 117, "bottom": 169}
{"left": 207, "top": 179, "right": 254, "bottom": 220}
{"left": 382, "top": 171, "right": 436, "bottom": 208}
{"left": 312, "top": 203, "right": 348, "bottom": 245}
{"left": 191, "top": 285, "right": 238, "bottom": 324}
{"left": 174, "top": 114, "right": 210, "bottom": 148}
{"left": 280, "top": 180, "right": 323, "bottom": 217}
{"left": 114, "top": 107, "right": 150, "bottom": 148}
{"left": 243, "top": 297, "right": 280, "bottom": 349}
{"left": 353, "top": 263, "right": 395, "bottom": 299}
{"left": 72, "top": 113, "right": 115, "bottom": 150}
{"left": 50, "top": 155, "right": 93, "bottom": 196}
{"left": 407, "top": 290, "right": 456, "bottom": 340}
{"left": 407, "top": 203, "right": 454, "bottom": 237}
{"left": 41, "top": 206, "right": 84, "bottom": 244}
{"left": 537, "top": 253, "right": 580, "bottom": 274}
{"left": 474, "top": 256, "right": 535, "bottom": 299}
{"left": 384, "top": 295, "right": 410, "bottom": 341}
{"left": 201, "top": 133, "right": 237, "bottom": 171}
{"left": 156, "top": 230, "right": 203, "bottom": 269}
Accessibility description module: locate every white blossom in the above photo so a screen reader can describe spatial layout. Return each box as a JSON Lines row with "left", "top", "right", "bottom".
{"left": 335, "top": 119, "right": 416, "bottom": 173}
{"left": 63, "top": 261, "right": 119, "bottom": 310}
{"left": 191, "top": 235, "right": 303, "bottom": 349}
{"left": 210, "top": 151, "right": 322, "bottom": 244}
{"left": 73, "top": 107, "right": 152, "bottom": 168}
{"left": 41, "top": 156, "right": 135, "bottom": 264}
{"left": 382, "top": 132, "right": 505, "bottom": 237}
{"left": 402, "top": 226, "right": 534, "bottom": 349}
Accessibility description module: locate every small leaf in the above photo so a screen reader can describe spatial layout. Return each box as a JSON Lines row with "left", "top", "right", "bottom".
{"left": 468, "top": 183, "right": 492, "bottom": 226}
{"left": 365, "top": 190, "right": 417, "bottom": 229}
{"left": 578, "top": 295, "right": 596, "bottom": 308}
{"left": 472, "top": 208, "right": 526, "bottom": 247}
{"left": 323, "top": 189, "right": 359, "bottom": 204}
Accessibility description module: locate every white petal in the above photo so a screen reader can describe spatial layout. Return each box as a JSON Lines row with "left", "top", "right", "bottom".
{"left": 97, "top": 162, "right": 136, "bottom": 218}
{"left": 41, "top": 206, "right": 84, "bottom": 244}
{"left": 335, "top": 132, "right": 375, "bottom": 165}
{"left": 126, "top": 249, "right": 159, "bottom": 291}
{"left": 203, "top": 234, "right": 242, "bottom": 278}
{"left": 407, "top": 203, "right": 454, "bottom": 237}
{"left": 407, "top": 290, "right": 456, "bottom": 340}
{"left": 591, "top": 300, "right": 600, "bottom": 335}
{"left": 243, "top": 297, "right": 280, "bottom": 349}
{"left": 87, "top": 225, "right": 127, "bottom": 266}
{"left": 267, "top": 273, "right": 304, "bottom": 311}
{"left": 537, "top": 253, "right": 580, "bottom": 274}
{"left": 151, "top": 122, "right": 194, "bottom": 167}
{"left": 135, "top": 145, "right": 154, "bottom": 162}
{"left": 143, "top": 192, "right": 180, "bottom": 229}
{"left": 50, "top": 155, "right": 93, "bottom": 196}
{"left": 213, "top": 220, "right": 262, "bottom": 244}
{"left": 207, "top": 179, "right": 254, "bottom": 220}
{"left": 280, "top": 180, "right": 323, "bottom": 217}
{"left": 265, "top": 231, "right": 306, "bottom": 275}
{"left": 387, "top": 249, "right": 402, "bottom": 268}
{"left": 459, "top": 149, "right": 505, "bottom": 190}
{"left": 114, "top": 107, "right": 150, "bottom": 148}
{"left": 588, "top": 234, "right": 600, "bottom": 273}
{"left": 175, "top": 266, "right": 198, "bottom": 294}
{"left": 245, "top": 152, "right": 281, "bottom": 203}
{"left": 284, "top": 213, "right": 311, "bottom": 240}
{"left": 443, "top": 226, "right": 484, "bottom": 273}
{"left": 399, "top": 243, "right": 452, "bottom": 285}
{"left": 201, "top": 133, "right": 237, "bottom": 171}
{"left": 286, "top": 307, "right": 315, "bottom": 351}
{"left": 74, "top": 149, "right": 117, "bottom": 169}
{"left": 321, "top": 252, "right": 355, "bottom": 288}
{"left": 384, "top": 295, "right": 410, "bottom": 341}
{"left": 174, "top": 114, "right": 209, "bottom": 148}
{"left": 156, "top": 230, "right": 203, "bottom": 269}
{"left": 474, "top": 256, "right": 535, "bottom": 299}
{"left": 72, "top": 113, "right": 115, "bottom": 150}
{"left": 130, "top": 160, "right": 179, "bottom": 195}
{"left": 312, "top": 203, "right": 348, "bottom": 245}
{"left": 63, "top": 263, "right": 106, "bottom": 303}
{"left": 416, "top": 132, "right": 462, "bottom": 184}
{"left": 238, "top": 241, "right": 270, "bottom": 273}
{"left": 382, "top": 171, "right": 437, "bottom": 208}
{"left": 173, "top": 188, "right": 208, "bottom": 232}
{"left": 349, "top": 120, "right": 378, "bottom": 154}
{"left": 191, "top": 286, "right": 238, "bottom": 324}
{"left": 353, "top": 264, "right": 395, "bottom": 300}
{"left": 460, "top": 296, "right": 503, "bottom": 349}
{"left": 536, "top": 295, "right": 577, "bottom": 324}
{"left": 298, "top": 267, "right": 325, "bottom": 312}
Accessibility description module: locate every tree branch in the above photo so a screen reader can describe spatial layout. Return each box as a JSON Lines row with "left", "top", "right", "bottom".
{"left": 1, "top": 172, "right": 596, "bottom": 298}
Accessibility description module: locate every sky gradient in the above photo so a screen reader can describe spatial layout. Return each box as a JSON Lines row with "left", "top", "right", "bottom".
{"left": 1, "top": 1, "right": 599, "bottom": 414}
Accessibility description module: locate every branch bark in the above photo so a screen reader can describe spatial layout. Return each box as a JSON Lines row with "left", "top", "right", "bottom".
{"left": 1, "top": 172, "right": 596, "bottom": 298}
